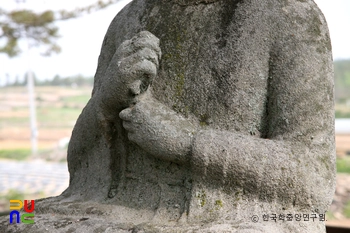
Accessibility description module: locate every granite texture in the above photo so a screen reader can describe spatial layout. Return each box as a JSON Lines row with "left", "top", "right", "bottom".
{"left": 0, "top": 0, "right": 336, "bottom": 232}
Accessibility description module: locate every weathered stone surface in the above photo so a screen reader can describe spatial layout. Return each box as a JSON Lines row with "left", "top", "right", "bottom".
{"left": 0, "top": 0, "right": 336, "bottom": 232}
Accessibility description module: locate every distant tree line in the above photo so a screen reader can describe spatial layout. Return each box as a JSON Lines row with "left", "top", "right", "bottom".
{"left": 2, "top": 59, "right": 350, "bottom": 101}
{"left": 7, "top": 73, "right": 93, "bottom": 87}
{"left": 334, "top": 59, "right": 350, "bottom": 103}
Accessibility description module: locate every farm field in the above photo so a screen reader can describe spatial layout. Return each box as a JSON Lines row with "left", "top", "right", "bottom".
{"left": 0, "top": 86, "right": 91, "bottom": 158}
{"left": 337, "top": 134, "right": 350, "bottom": 157}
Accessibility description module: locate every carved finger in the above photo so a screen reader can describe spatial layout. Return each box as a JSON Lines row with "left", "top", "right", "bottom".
{"left": 131, "top": 31, "right": 161, "bottom": 60}
{"left": 118, "top": 59, "right": 157, "bottom": 94}
{"left": 119, "top": 107, "right": 132, "bottom": 121}
{"left": 137, "top": 47, "right": 160, "bottom": 67}
{"left": 116, "top": 39, "right": 133, "bottom": 58}
{"left": 133, "top": 59, "right": 158, "bottom": 81}
{"left": 118, "top": 47, "right": 159, "bottom": 69}
{"left": 116, "top": 31, "right": 161, "bottom": 67}
{"left": 128, "top": 80, "right": 143, "bottom": 96}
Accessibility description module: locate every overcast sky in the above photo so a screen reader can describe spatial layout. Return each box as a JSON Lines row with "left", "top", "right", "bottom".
{"left": 0, "top": 0, "right": 349, "bottom": 84}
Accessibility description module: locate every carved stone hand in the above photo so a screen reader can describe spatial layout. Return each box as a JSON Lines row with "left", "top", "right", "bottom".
{"left": 98, "top": 31, "right": 161, "bottom": 114}
{"left": 119, "top": 91, "right": 196, "bottom": 165}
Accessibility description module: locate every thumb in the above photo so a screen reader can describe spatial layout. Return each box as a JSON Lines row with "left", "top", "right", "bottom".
{"left": 119, "top": 107, "right": 132, "bottom": 121}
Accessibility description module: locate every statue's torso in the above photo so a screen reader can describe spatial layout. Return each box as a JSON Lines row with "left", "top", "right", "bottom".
{"left": 106, "top": 0, "right": 272, "bottom": 221}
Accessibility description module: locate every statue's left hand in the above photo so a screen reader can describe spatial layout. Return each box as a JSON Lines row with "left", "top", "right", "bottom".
{"left": 119, "top": 92, "right": 196, "bottom": 164}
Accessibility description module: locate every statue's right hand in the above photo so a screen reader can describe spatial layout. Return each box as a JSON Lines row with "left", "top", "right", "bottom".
{"left": 100, "top": 31, "right": 162, "bottom": 110}
{"left": 117, "top": 31, "right": 161, "bottom": 98}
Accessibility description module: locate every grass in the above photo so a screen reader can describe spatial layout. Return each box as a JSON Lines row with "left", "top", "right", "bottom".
{"left": 2, "top": 189, "right": 26, "bottom": 201}
{"left": 344, "top": 201, "right": 350, "bottom": 218}
{"left": 61, "top": 94, "right": 90, "bottom": 104}
{"left": 337, "top": 157, "right": 350, "bottom": 173}
{"left": 0, "top": 189, "right": 25, "bottom": 213}
{"left": 326, "top": 211, "right": 335, "bottom": 221}
{"left": 0, "top": 86, "right": 90, "bottom": 133}
{"left": 36, "top": 106, "right": 82, "bottom": 124}
{"left": 335, "top": 103, "right": 350, "bottom": 118}
{"left": 0, "top": 146, "right": 68, "bottom": 162}
{"left": 0, "top": 149, "right": 32, "bottom": 160}
{"left": 335, "top": 110, "right": 350, "bottom": 118}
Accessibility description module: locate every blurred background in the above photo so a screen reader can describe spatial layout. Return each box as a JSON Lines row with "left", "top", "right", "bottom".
{"left": 0, "top": 0, "right": 350, "bottom": 228}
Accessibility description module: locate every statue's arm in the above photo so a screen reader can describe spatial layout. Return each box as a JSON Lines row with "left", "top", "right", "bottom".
{"left": 67, "top": 31, "right": 161, "bottom": 182}
{"left": 191, "top": 6, "right": 336, "bottom": 211}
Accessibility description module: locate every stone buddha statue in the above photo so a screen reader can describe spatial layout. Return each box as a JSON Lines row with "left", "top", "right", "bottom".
{"left": 6, "top": 1, "right": 334, "bottom": 232}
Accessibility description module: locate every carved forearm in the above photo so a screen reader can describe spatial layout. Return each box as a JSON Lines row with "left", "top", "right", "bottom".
{"left": 191, "top": 129, "right": 335, "bottom": 212}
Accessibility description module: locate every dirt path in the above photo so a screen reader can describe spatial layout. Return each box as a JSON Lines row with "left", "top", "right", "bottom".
{"left": 336, "top": 134, "right": 350, "bottom": 157}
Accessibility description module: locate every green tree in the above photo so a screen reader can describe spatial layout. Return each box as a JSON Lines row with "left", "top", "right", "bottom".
{"left": 0, "top": 0, "right": 121, "bottom": 57}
